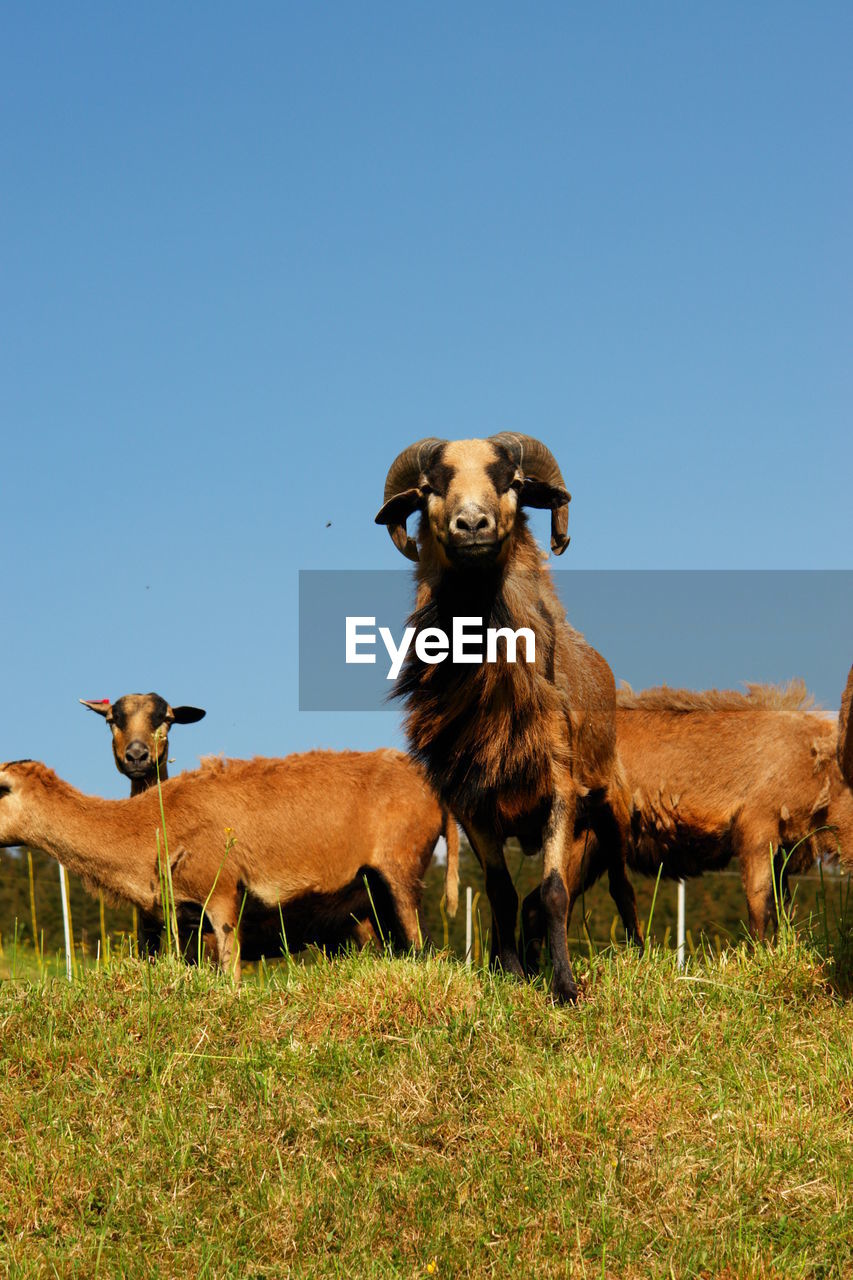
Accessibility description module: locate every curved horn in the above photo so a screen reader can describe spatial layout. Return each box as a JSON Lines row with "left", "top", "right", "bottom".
{"left": 488, "top": 432, "right": 571, "bottom": 555}
{"left": 839, "top": 664, "right": 853, "bottom": 786}
{"left": 376, "top": 437, "right": 446, "bottom": 561}
{"left": 382, "top": 437, "right": 446, "bottom": 503}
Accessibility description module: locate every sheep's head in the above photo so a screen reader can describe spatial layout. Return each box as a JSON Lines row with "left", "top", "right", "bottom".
{"left": 0, "top": 760, "right": 42, "bottom": 846}
{"left": 839, "top": 664, "right": 853, "bottom": 787}
{"left": 375, "top": 434, "right": 570, "bottom": 567}
{"left": 80, "top": 693, "right": 206, "bottom": 785}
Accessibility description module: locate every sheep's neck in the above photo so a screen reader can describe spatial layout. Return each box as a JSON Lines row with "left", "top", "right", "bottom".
{"left": 28, "top": 786, "right": 161, "bottom": 909}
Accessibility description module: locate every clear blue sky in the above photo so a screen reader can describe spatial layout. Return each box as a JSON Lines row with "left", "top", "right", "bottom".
{"left": 2, "top": 3, "right": 851, "bottom": 795}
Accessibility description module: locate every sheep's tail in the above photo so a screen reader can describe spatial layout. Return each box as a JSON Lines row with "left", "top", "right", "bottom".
{"left": 443, "top": 810, "right": 459, "bottom": 918}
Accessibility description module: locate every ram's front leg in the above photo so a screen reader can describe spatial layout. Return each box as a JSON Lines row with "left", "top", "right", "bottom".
{"left": 540, "top": 791, "right": 580, "bottom": 1004}
{"left": 463, "top": 820, "right": 524, "bottom": 980}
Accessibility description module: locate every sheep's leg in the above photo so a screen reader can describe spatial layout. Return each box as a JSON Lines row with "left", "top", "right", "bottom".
{"left": 208, "top": 905, "right": 242, "bottom": 984}
{"left": 541, "top": 793, "right": 580, "bottom": 1004}
{"left": 520, "top": 885, "right": 546, "bottom": 976}
{"left": 177, "top": 921, "right": 201, "bottom": 965}
{"left": 137, "top": 910, "right": 163, "bottom": 960}
{"left": 590, "top": 803, "right": 644, "bottom": 949}
{"left": 739, "top": 833, "right": 779, "bottom": 940}
{"left": 352, "top": 920, "right": 380, "bottom": 950}
{"left": 463, "top": 821, "right": 524, "bottom": 980}
{"left": 386, "top": 884, "right": 425, "bottom": 951}
{"left": 743, "top": 866, "right": 775, "bottom": 940}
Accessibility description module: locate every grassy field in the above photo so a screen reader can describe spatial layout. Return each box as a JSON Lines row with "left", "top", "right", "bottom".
{"left": 2, "top": 930, "right": 852, "bottom": 1279}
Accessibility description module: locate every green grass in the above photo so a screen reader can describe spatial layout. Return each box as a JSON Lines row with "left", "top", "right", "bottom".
{"left": 1, "top": 935, "right": 852, "bottom": 1278}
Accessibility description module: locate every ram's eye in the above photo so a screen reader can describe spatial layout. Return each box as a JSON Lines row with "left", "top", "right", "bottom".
{"left": 420, "top": 482, "right": 433, "bottom": 497}
{"left": 509, "top": 473, "right": 524, "bottom": 493}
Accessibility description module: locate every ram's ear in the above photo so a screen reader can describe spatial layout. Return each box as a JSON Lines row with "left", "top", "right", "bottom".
{"left": 79, "top": 698, "right": 112, "bottom": 718}
{"left": 518, "top": 479, "right": 571, "bottom": 556}
{"left": 169, "top": 705, "right": 206, "bottom": 725}
{"left": 519, "top": 478, "right": 570, "bottom": 510}
{"left": 374, "top": 487, "right": 424, "bottom": 562}
{"left": 839, "top": 664, "right": 853, "bottom": 786}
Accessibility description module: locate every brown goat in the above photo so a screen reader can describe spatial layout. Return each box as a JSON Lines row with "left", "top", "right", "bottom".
{"left": 540, "top": 675, "right": 853, "bottom": 943}
{"left": 81, "top": 692, "right": 206, "bottom": 955}
{"left": 376, "top": 434, "right": 641, "bottom": 1003}
{"left": 0, "top": 750, "right": 459, "bottom": 980}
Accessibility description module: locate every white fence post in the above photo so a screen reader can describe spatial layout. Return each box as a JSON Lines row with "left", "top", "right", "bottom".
{"left": 676, "top": 879, "right": 686, "bottom": 970}
{"left": 58, "top": 863, "right": 72, "bottom": 981}
{"left": 465, "top": 885, "right": 473, "bottom": 967}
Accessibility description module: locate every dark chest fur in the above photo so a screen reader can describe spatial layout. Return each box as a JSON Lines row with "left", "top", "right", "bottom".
{"left": 394, "top": 567, "right": 565, "bottom": 833}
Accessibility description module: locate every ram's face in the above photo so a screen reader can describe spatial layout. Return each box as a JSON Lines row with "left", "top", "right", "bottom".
{"left": 376, "top": 432, "right": 571, "bottom": 565}
{"left": 423, "top": 439, "right": 521, "bottom": 568}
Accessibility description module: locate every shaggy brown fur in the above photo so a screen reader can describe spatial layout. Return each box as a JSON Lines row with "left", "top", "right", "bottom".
{"left": 81, "top": 691, "right": 206, "bottom": 956}
{"left": 546, "top": 676, "right": 853, "bottom": 942}
{"left": 0, "top": 750, "right": 459, "bottom": 981}
{"left": 376, "top": 435, "right": 640, "bottom": 1003}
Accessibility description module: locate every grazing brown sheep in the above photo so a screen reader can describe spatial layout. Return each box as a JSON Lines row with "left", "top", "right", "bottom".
{"left": 542, "top": 673, "right": 853, "bottom": 943}
{"left": 81, "top": 692, "right": 206, "bottom": 955}
{"left": 0, "top": 750, "right": 459, "bottom": 981}
{"left": 376, "top": 434, "right": 641, "bottom": 1003}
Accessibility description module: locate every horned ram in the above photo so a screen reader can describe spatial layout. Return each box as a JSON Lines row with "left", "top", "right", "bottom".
{"left": 375, "top": 432, "right": 641, "bottom": 1003}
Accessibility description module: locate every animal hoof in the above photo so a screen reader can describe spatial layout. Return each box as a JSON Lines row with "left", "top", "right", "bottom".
{"left": 551, "top": 978, "right": 580, "bottom": 1006}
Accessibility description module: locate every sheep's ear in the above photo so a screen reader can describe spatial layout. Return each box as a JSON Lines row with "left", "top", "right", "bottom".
{"left": 519, "top": 478, "right": 570, "bottom": 510}
{"left": 79, "top": 698, "right": 112, "bottom": 718}
{"left": 169, "top": 705, "right": 206, "bottom": 725}
{"left": 518, "top": 480, "right": 571, "bottom": 556}
{"left": 374, "top": 488, "right": 423, "bottom": 562}
{"left": 839, "top": 665, "right": 853, "bottom": 786}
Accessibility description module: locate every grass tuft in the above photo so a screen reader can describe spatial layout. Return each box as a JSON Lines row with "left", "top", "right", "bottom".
{"left": 1, "top": 939, "right": 852, "bottom": 1277}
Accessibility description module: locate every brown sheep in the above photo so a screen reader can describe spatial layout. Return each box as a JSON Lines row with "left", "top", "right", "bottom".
{"left": 0, "top": 750, "right": 459, "bottom": 981}
{"left": 80, "top": 692, "right": 206, "bottom": 956}
{"left": 534, "top": 673, "right": 853, "bottom": 944}
{"left": 376, "top": 433, "right": 641, "bottom": 1003}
